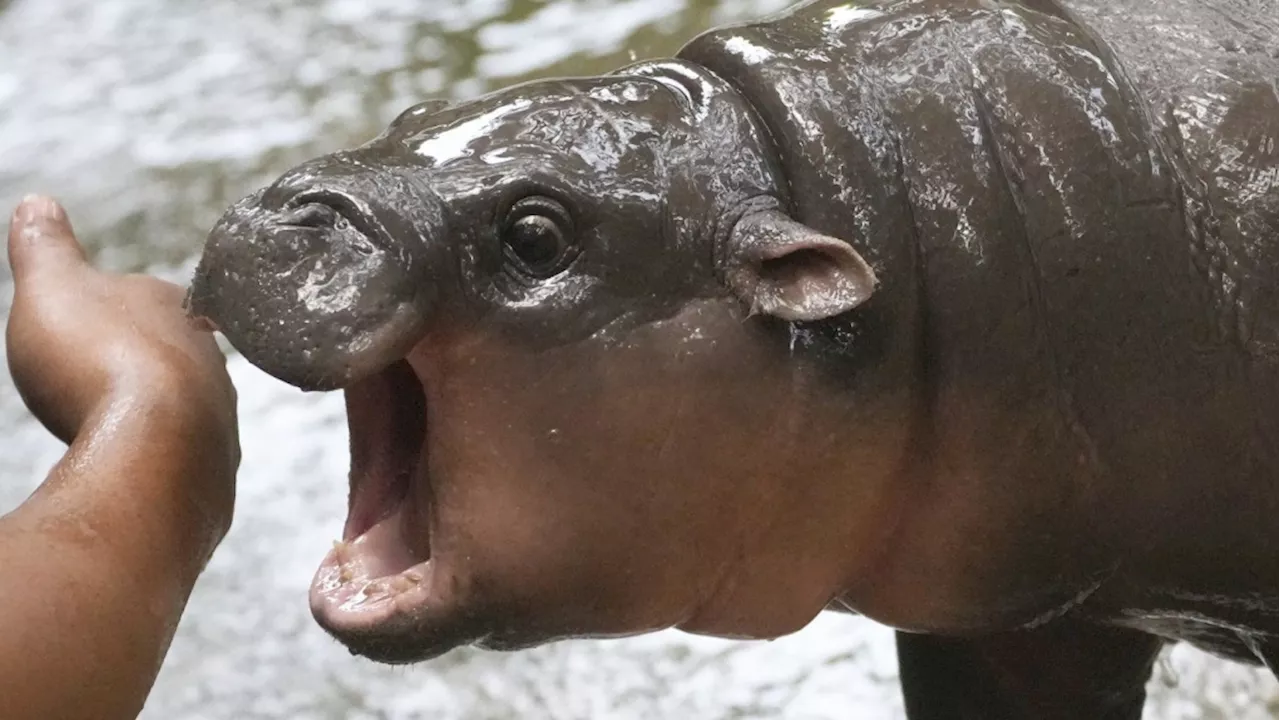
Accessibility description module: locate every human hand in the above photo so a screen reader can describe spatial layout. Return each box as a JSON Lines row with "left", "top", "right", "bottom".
{"left": 5, "top": 195, "right": 239, "bottom": 526}
{"left": 0, "top": 195, "right": 241, "bottom": 720}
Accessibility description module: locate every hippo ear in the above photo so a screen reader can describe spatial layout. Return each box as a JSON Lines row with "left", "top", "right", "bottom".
{"left": 380, "top": 99, "right": 453, "bottom": 138}
{"left": 724, "top": 210, "right": 877, "bottom": 321}
{"left": 410, "top": 99, "right": 453, "bottom": 116}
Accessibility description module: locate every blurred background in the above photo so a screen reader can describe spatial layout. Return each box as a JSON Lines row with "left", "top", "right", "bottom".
{"left": 0, "top": 0, "right": 1275, "bottom": 717}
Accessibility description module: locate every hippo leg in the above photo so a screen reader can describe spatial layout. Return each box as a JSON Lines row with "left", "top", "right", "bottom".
{"left": 895, "top": 621, "right": 1164, "bottom": 719}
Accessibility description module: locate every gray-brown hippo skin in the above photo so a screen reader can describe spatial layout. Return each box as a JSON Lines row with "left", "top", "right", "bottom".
{"left": 187, "top": 0, "right": 1277, "bottom": 715}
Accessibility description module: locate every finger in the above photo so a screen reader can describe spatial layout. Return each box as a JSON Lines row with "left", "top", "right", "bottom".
{"left": 7, "top": 194, "right": 89, "bottom": 286}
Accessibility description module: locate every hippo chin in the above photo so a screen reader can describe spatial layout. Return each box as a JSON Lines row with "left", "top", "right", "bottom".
{"left": 188, "top": 0, "right": 1277, "bottom": 713}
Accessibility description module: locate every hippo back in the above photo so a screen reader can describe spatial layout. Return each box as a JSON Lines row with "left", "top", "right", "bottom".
{"left": 1061, "top": 0, "right": 1278, "bottom": 372}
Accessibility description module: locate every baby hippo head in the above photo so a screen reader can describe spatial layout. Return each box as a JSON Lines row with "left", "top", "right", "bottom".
{"left": 188, "top": 60, "right": 879, "bottom": 663}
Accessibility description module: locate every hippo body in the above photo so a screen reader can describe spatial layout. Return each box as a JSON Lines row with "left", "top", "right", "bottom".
{"left": 681, "top": 0, "right": 1279, "bottom": 672}
{"left": 188, "top": 0, "right": 1277, "bottom": 716}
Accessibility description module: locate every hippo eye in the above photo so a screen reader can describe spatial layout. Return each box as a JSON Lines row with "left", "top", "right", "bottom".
{"left": 501, "top": 196, "right": 576, "bottom": 277}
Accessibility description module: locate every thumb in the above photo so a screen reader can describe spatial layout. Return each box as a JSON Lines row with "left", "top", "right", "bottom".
{"left": 7, "top": 194, "right": 88, "bottom": 286}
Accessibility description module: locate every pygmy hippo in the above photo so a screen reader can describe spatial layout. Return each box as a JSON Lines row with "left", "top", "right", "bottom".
{"left": 187, "top": 0, "right": 1278, "bottom": 715}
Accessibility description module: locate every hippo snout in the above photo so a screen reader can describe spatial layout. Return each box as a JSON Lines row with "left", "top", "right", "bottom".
{"left": 187, "top": 160, "right": 442, "bottom": 391}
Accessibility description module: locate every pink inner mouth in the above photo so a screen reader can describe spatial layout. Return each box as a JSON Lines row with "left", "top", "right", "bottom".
{"left": 309, "top": 360, "right": 437, "bottom": 631}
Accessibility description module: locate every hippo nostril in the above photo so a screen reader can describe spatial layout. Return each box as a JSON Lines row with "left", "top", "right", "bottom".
{"left": 281, "top": 202, "right": 340, "bottom": 229}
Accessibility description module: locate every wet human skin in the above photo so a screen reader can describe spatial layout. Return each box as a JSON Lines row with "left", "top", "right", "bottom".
{"left": 188, "top": 0, "right": 1276, "bottom": 714}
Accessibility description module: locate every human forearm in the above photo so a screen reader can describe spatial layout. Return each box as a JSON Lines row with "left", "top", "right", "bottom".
{"left": 0, "top": 392, "right": 235, "bottom": 720}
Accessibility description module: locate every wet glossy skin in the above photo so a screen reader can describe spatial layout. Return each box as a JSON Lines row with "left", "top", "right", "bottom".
{"left": 188, "top": 0, "right": 1276, "bottom": 714}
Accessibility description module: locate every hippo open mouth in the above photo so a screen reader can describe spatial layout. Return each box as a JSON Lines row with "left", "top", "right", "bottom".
{"left": 308, "top": 359, "right": 436, "bottom": 642}
{"left": 186, "top": 164, "right": 470, "bottom": 659}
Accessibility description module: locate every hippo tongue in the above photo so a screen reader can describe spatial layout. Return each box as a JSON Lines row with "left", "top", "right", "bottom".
{"left": 333, "top": 505, "right": 422, "bottom": 580}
